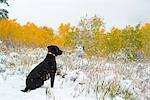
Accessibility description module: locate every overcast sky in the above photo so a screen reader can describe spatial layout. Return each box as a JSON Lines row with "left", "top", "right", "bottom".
{"left": 7, "top": 0, "right": 150, "bottom": 30}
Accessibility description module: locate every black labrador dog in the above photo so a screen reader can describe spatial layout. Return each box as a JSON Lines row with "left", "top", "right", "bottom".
{"left": 21, "top": 45, "right": 63, "bottom": 92}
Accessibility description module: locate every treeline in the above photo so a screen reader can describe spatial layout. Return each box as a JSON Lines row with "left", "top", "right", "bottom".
{"left": 0, "top": 19, "right": 59, "bottom": 47}
{"left": 0, "top": 16, "right": 149, "bottom": 60}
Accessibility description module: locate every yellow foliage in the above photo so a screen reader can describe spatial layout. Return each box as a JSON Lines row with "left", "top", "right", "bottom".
{"left": 94, "top": 32, "right": 109, "bottom": 57}
{"left": 107, "top": 27, "right": 123, "bottom": 54}
{"left": 58, "top": 23, "right": 71, "bottom": 37}
{"left": 0, "top": 19, "right": 54, "bottom": 47}
{"left": 140, "top": 23, "right": 150, "bottom": 57}
{"left": 0, "top": 18, "right": 149, "bottom": 60}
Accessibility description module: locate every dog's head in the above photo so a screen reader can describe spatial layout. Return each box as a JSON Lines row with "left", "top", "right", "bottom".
{"left": 47, "top": 45, "right": 63, "bottom": 56}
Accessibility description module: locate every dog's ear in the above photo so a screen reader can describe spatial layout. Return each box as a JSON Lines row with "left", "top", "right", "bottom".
{"left": 47, "top": 46, "right": 52, "bottom": 52}
{"left": 47, "top": 45, "right": 56, "bottom": 53}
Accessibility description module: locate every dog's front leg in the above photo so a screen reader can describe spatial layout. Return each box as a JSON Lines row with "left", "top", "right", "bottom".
{"left": 50, "top": 72, "right": 55, "bottom": 88}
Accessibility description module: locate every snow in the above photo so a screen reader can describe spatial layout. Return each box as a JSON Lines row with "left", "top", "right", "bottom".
{"left": 0, "top": 74, "right": 95, "bottom": 100}
{"left": 0, "top": 44, "right": 150, "bottom": 100}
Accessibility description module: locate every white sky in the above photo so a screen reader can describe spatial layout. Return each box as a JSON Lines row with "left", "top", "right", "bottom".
{"left": 6, "top": 0, "right": 150, "bottom": 30}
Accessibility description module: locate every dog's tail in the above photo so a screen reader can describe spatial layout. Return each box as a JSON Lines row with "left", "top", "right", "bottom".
{"left": 21, "top": 87, "right": 29, "bottom": 92}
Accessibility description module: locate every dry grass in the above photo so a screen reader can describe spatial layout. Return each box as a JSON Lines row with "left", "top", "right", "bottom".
{"left": 0, "top": 44, "right": 149, "bottom": 99}
{"left": 58, "top": 52, "right": 150, "bottom": 99}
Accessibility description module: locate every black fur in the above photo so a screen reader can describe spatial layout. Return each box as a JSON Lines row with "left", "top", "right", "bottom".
{"left": 21, "top": 45, "right": 63, "bottom": 92}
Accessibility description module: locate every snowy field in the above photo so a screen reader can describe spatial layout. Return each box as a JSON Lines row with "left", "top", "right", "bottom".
{"left": 0, "top": 42, "right": 150, "bottom": 100}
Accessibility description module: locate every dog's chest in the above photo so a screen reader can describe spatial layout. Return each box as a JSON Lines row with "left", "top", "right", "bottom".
{"left": 47, "top": 61, "right": 56, "bottom": 70}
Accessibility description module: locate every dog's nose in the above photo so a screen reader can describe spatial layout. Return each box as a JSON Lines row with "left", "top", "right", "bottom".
{"left": 58, "top": 50, "right": 63, "bottom": 55}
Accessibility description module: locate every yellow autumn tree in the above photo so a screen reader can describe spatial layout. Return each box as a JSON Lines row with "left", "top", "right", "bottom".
{"left": 107, "top": 27, "right": 123, "bottom": 54}
{"left": 57, "top": 23, "right": 71, "bottom": 47}
{"left": 0, "top": 19, "right": 54, "bottom": 47}
{"left": 140, "top": 23, "right": 150, "bottom": 57}
{"left": 94, "top": 31, "right": 109, "bottom": 57}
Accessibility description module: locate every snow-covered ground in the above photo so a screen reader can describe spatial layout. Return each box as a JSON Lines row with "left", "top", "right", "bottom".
{"left": 0, "top": 42, "right": 150, "bottom": 100}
